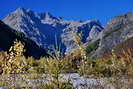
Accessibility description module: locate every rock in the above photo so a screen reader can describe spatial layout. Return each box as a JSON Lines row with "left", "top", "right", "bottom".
{"left": 3, "top": 8, "right": 103, "bottom": 55}
{"left": 92, "top": 11, "right": 133, "bottom": 58}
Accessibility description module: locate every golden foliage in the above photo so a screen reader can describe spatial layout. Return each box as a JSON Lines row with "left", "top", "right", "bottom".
{"left": 0, "top": 41, "right": 27, "bottom": 74}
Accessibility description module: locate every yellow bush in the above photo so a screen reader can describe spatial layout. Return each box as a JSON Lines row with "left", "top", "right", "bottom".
{"left": 1, "top": 41, "right": 27, "bottom": 74}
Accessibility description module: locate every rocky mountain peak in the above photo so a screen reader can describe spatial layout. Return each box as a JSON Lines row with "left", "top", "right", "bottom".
{"left": 13, "top": 8, "right": 28, "bottom": 16}
{"left": 40, "top": 12, "right": 62, "bottom": 25}
{"left": 3, "top": 8, "right": 103, "bottom": 55}
{"left": 44, "top": 12, "right": 53, "bottom": 19}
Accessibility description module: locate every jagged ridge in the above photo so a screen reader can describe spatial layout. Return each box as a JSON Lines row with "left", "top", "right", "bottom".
{"left": 3, "top": 8, "right": 103, "bottom": 55}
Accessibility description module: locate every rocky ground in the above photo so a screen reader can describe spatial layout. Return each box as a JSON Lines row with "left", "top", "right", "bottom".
{"left": 0, "top": 73, "right": 133, "bottom": 89}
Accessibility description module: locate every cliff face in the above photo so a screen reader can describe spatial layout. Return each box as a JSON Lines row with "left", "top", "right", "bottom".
{"left": 92, "top": 12, "right": 133, "bottom": 58}
{"left": 3, "top": 8, "right": 103, "bottom": 54}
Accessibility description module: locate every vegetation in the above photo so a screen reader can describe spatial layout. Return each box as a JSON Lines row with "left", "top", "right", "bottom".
{"left": 86, "top": 39, "right": 100, "bottom": 55}
{"left": 0, "top": 40, "right": 27, "bottom": 74}
{"left": 0, "top": 35, "right": 132, "bottom": 88}
{"left": 78, "top": 51, "right": 133, "bottom": 78}
{"left": 113, "top": 37, "right": 133, "bottom": 56}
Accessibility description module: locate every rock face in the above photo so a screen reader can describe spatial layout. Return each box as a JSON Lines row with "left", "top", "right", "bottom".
{"left": 3, "top": 8, "right": 103, "bottom": 54}
{"left": 0, "top": 20, "right": 48, "bottom": 58}
{"left": 92, "top": 12, "right": 133, "bottom": 58}
{"left": 62, "top": 20, "right": 103, "bottom": 54}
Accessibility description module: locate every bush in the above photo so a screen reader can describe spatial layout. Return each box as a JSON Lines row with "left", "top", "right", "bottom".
{"left": 86, "top": 39, "right": 100, "bottom": 54}
{"left": 78, "top": 50, "right": 133, "bottom": 78}
{"left": 0, "top": 41, "right": 27, "bottom": 74}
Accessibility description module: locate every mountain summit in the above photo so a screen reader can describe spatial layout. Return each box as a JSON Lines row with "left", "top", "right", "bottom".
{"left": 3, "top": 8, "right": 103, "bottom": 54}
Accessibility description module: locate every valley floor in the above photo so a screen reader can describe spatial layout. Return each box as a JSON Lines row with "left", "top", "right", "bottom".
{"left": 0, "top": 73, "right": 133, "bottom": 89}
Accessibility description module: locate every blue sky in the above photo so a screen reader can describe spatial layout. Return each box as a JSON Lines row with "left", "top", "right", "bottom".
{"left": 0, "top": 0, "right": 133, "bottom": 24}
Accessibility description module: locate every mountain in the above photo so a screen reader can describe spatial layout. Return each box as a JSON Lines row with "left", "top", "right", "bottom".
{"left": 61, "top": 20, "right": 103, "bottom": 54}
{"left": 90, "top": 11, "right": 133, "bottom": 58}
{"left": 3, "top": 8, "right": 103, "bottom": 55}
{"left": 0, "top": 20, "right": 48, "bottom": 59}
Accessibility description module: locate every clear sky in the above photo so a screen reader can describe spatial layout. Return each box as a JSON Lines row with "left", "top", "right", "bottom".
{"left": 1, "top": 0, "right": 133, "bottom": 24}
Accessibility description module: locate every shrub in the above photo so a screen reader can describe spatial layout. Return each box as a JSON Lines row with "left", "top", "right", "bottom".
{"left": 78, "top": 50, "right": 133, "bottom": 78}
{"left": 86, "top": 39, "right": 100, "bottom": 55}
{"left": 0, "top": 40, "right": 27, "bottom": 74}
